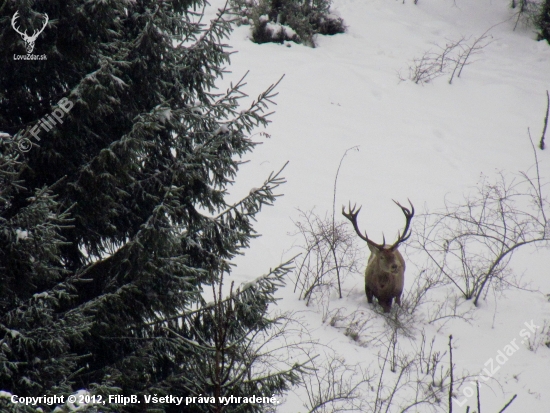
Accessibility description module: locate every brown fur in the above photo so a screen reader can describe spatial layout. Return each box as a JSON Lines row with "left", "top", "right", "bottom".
{"left": 365, "top": 246, "right": 405, "bottom": 313}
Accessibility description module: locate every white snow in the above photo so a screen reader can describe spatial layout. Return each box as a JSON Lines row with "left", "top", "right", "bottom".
{"left": 65, "top": 389, "right": 92, "bottom": 411}
{"left": 15, "top": 229, "right": 29, "bottom": 241}
{"left": 157, "top": 108, "right": 172, "bottom": 123}
{"left": 264, "top": 22, "right": 297, "bottom": 40}
{"left": 110, "top": 74, "right": 128, "bottom": 87}
{"left": 215, "top": 124, "right": 230, "bottom": 135}
{"left": 203, "top": 0, "right": 550, "bottom": 411}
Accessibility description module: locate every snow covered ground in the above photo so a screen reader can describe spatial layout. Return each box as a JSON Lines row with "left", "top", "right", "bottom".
{"left": 209, "top": 0, "right": 550, "bottom": 411}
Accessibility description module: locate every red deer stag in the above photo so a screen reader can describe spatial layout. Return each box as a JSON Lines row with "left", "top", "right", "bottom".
{"left": 342, "top": 200, "right": 414, "bottom": 313}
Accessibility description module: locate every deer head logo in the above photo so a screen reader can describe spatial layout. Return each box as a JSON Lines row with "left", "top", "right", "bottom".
{"left": 11, "top": 11, "right": 49, "bottom": 54}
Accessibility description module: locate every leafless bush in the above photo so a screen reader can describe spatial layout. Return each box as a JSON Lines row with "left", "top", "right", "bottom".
{"left": 326, "top": 307, "right": 377, "bottom": 344}
{"left": 292, "top": 147, "right": 363, "bottom": 309}
{"left": 292, "top": 209, "right": 365, "bottom": 306}
{"left": 405, "top": 31, "right": 493, "bottom": 85}
{"left": 407, "top": 37, "right": 465, "bottom": 84}
{"left": 299, "top": 351, "right": 374, "bottom": 413}
{"left": 412, "top": 139, "right": 549, "bottom": 306}
{"left": 524, "top": 319, "right": 550, "bottom": 352}
{"left": 296, "top": 330, "right": 520, "bottom": 413}
{"left": 370, "top": 334, "right": 452, "bottom": 412}
{"left": 452, "top": 379, "right": 517, "bottom": 413}
{"left": 390, "top": 260, "right": 474, "bottom": 328}
{"left": 407, "top": 50, "right": 449, "bottom": 84}
{"left": 402, "top": 267, "right": 446, "bottom": 313}
{"left": 448, "top": 30, "right": 493, "bottom": 84}
{"left": 425, "top": 290, "right": 475, "bottom": 329}
{"left": 298, "top": 334, "right": 452, "bottom": 413}
{"left": 370, "top": 332, "right": 521, "bottom": 413}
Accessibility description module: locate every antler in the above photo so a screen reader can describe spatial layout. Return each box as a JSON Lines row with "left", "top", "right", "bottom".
{"left": 11, "top": 12, "right": 25, "bottom": 37}
{"left": 31, "top": 13, "right": 48, "bottom": 40}
{"left": 11, "top": 11, "right": 48, "bottom": 40}
{"left": 342, "top": 203, "right": 385, "bottom": 250}
{"left": 28, "top": 13, "right": 48, "bottom": 41}
{"left": 389, "top": 199, "right": 414, "bottom": 249}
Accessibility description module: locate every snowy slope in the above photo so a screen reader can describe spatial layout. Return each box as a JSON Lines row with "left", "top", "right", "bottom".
{"left": 208, "top": 0, "right": 550, "bottom": 411}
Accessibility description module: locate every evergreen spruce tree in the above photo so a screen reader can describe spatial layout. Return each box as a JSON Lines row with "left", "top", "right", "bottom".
{"left": 0, "top": 1, "right": 304, "bottom": 411}
{"left": 538, "top": 0, "right": 550, "bottom": 43}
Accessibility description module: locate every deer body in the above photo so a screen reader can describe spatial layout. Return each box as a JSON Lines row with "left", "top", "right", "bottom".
{"left": 365, "top": 246, "right": 405, "bottom": 313}
{"left": 342, "top": 200, "right": 413, "bottom": 313}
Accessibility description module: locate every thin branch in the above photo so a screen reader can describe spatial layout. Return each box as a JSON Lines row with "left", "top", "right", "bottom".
{"left": 332, "top": 146, "right": 359, "bottom": 298}
{"left": 540, "top": 90, "right": 549, "bottom": 150}
{"left": 497, "top": 394, "right": 517, "bottom": 413}
{"left": 448, "top": 335, "right": 453, "bottom": 413}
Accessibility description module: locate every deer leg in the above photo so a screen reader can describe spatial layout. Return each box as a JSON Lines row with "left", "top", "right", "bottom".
{"left": 365, "top": 285, "right": 374, "bottom": 304}
{"left": 381, "top": 298, "right": 392, "bottom": 313}
{"left": 395, "top": 294, "right": 402, "bottom": 306}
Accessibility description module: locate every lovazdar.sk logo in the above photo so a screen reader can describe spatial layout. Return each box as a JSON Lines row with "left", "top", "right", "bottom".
{"left": 11, "top": 10, "right": 48, "bottom": 60}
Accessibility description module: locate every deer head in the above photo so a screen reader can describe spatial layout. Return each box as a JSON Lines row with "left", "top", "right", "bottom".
{"left": 12, "top": 11, "right": 49, "bottom": 54}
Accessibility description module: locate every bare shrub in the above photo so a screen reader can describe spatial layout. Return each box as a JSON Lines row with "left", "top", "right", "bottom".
{"left": 408, "top": 37, "right": 465, "bottom": 84}
{"left": 369, "top": 334, "right": 453, "bottom": 412}
{"left": 524, "top": 319, "right": 550, "bottom": 352}
{"left": 328, "top": 307, "right": 377, "bottom": 344}
{"left": 405, "top": 31, "right": 493, "bottom": 85}
{"left": 297, "top": 334, "right": 454, "bottom": 413}
{"left": 408, "top": 50, "right": 449, "bottom": 84}
{"left": 412, "top": 139, "right": 549, "bottom": 306}
{"left": 299, "top": 351, "right": 373, "bottom": 413}
{"left": 294, "top": 329, "right": 519, "bottom": 413}
{"left": 292, "top": 209, "right": 364, "bottom": 306}
{"left": 448, "top": 30, "right": 494, "bottom": 84}
{"left": 401, "top": 268, "right": 446, "bottom": 314}
{"left": 369, "top": 332, "right": 520, "bottom": 413}
{"left": 385, "top": 261, "right": 475, "bottom": 329}
{"left": 425, "top": 290, "right": 475, "bottom": 329}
